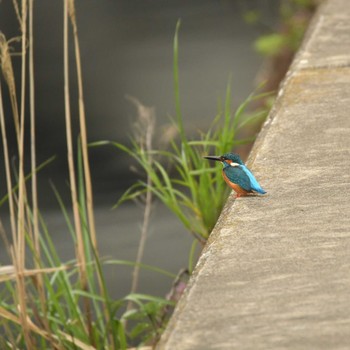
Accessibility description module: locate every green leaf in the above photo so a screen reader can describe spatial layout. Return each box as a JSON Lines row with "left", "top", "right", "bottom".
{"left": 243, "top": 10, "right": 261, "bottom": 24}
{"left": 126, "top": 293, "right": 174, "bottom": 306}
{"left": 254, "top": 33, "right": 287, "bottom": 57}
{"left": 129, "top": 322, "right": 151, "bottom": 339}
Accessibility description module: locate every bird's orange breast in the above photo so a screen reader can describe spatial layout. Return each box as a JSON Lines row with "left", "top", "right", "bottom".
{"left": 222, "top": 171, "right": 249, "bottom": 196}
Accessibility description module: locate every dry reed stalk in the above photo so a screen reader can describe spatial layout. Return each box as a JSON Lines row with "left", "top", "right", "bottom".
{"left": 0, "top": 31, "right": 23, "bottom": 256}
{"left": 0, "top": 34, "right": 24, "bottom": 265}
{"left": 11, "top": 0, "right": 22, "bottom": 25}
{"left": 28, "top": 0, "right": 48, "bottom": 328}
{"left": 0, "top": 264, "right": 73, "bottom": 283}
{"left": 68, "top": 0, "right": 98, "bottom": 254}
{"left": 63, "top": 0, "right": 90, "bottom": 337}
{"left": 0, "top": 81, "right": 16, "bottom": 237}
{"left": 67, "top": 4, "right": 112, "bottom": 345}
{"left": 0, "top": 33, "right": 21, "bottom": 141}
{"left": 67, "top": 3, "right": 117, "bottom": 347}
{"left": 29, "top": 0, "right": 39, "bottom": 266}
{"left": 125, "top": 97, "right": 155, "bottom": 313}
{"left": 13, "top": 0, "right": 33, "bottom": 346}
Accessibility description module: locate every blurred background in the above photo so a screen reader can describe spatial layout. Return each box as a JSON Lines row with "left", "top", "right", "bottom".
{"left": 0, "top": 0, "right": 309, "bottom": 298}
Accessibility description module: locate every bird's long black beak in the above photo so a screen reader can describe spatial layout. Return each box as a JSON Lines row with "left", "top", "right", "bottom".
{"left": 204, "top": 155, "right": 222, "bottom": 162}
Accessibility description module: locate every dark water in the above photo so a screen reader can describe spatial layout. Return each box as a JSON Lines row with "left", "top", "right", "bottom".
{"left": 0, "top": 1, "right": 277, "bottom": 298}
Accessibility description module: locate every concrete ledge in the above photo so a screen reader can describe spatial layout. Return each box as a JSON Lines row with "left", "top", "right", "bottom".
{"left": 157, "top": 0, "right": 350, "bottom": 349}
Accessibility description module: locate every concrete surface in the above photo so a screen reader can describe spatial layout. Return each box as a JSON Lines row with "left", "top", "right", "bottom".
{"left": 157, "top": 0, "right": 350, "bottom": 349}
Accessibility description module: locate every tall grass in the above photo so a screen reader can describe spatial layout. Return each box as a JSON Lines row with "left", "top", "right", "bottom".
{"left": 0, "top": 1, "right": 173, "bottom": 348}
{"left": 0, "top": 2, "right": 270, "bottom": 348}
{"left": 93, "top": 21, "right": 270, "bottom": 271}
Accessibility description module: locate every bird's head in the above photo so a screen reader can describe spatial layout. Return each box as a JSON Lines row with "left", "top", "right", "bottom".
{"left": 204, "top": 152, "right": 244, "bottom": 167}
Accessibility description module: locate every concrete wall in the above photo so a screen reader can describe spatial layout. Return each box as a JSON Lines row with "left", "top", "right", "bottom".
{"left": 157, "top": 0, "right": 350, "bottom": 348}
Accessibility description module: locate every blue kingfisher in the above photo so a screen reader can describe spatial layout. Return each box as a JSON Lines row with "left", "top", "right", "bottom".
{"left": 204, "top": 153, "right": 266, "bottom": 198}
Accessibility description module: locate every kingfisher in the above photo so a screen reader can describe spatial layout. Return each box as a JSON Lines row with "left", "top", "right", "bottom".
{"left": 204, "top": 153, "right": 266, "bottom": 198}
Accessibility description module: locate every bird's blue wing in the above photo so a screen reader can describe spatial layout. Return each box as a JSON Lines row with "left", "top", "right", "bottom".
{"left": 240, "top": 165, "right": 266, "bottom": 194}
{"left": 223, "top": 166, "right": 252, "bottom": 192}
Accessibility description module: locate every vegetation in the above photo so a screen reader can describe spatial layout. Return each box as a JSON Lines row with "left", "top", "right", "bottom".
{"left": 0, "top": 1, "right": 314, "bottom": 349}
{"left": 244, "top": 0, "right": 319, "bottom": 95}
{"left": 93, "top": 21, "right": 269, "bottom": 273}
{"left": 0, "top": 1, "right": 173, "bottom": 348}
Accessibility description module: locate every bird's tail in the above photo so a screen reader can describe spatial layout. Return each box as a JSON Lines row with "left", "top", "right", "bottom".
{"left": 241, "top": 165, "right": 266, "bottom": 195}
